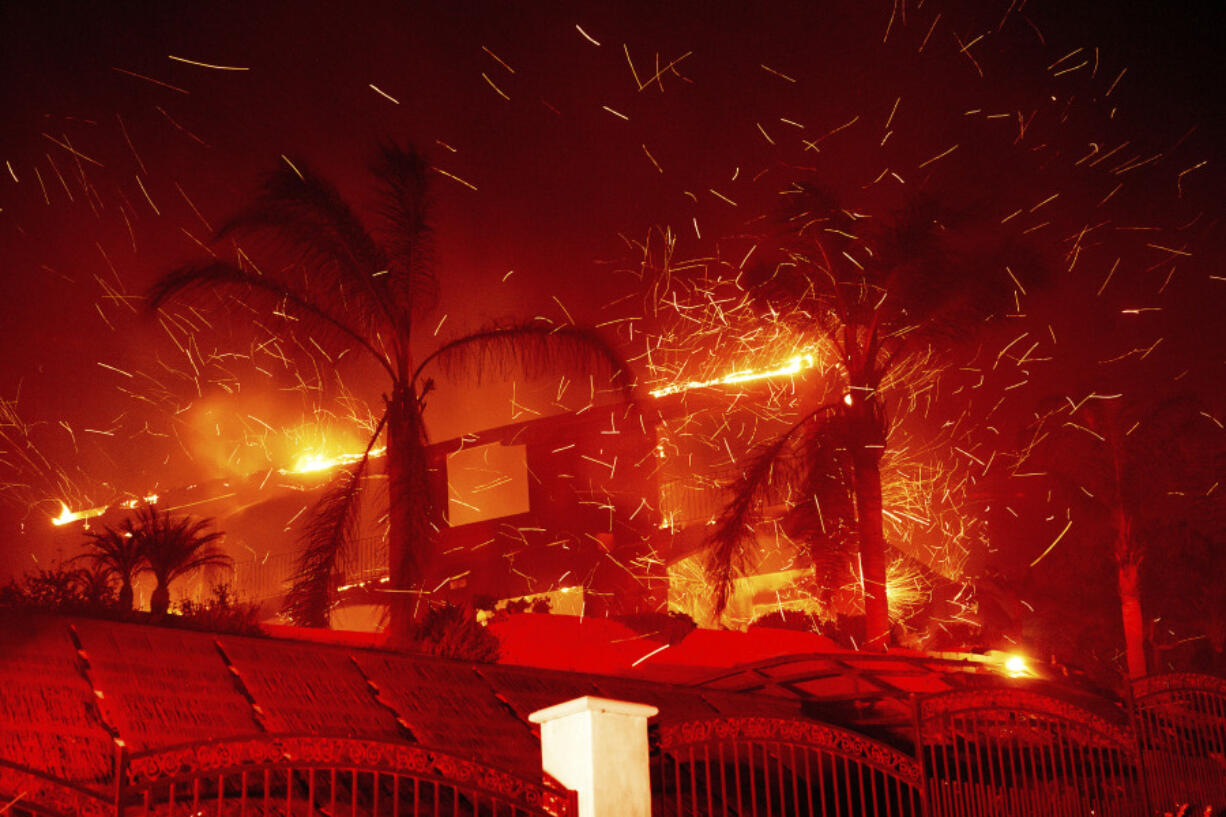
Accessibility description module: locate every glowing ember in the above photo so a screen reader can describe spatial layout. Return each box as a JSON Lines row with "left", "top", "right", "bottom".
{"left": 649, "top": 352, "right": 816, "bottom": 398}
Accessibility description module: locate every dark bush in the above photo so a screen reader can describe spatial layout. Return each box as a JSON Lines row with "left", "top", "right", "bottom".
{"left": 408, "top": 603, "right": 500, "bottom": 662}
{"left": 0, "top": 562, "right": 118, "bottom": 614}
{"left": 176, "top": 583, "right": 264, "bottom": 636}
{"left": 0, "top": 565, "right": 264, "bottom": 637}
{"left": 617, "top": 610, "right": 697, "bottom": 645}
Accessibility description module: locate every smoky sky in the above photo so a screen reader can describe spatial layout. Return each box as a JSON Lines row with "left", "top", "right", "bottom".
{"left": 0, "top": 0, "right": 1222, "bottom": 572}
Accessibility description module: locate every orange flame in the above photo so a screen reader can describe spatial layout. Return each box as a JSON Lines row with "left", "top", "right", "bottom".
{"left": 283, "top": 446, "right": 386, "bottom": 475}
{"left": 650, "top": 352, "right": 817, "bottom": 398}
{"left": 50, "top": 501, "right": 108, "bottom": 527}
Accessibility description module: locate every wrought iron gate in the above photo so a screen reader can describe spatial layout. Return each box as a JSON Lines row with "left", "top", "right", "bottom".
{"left": 1, "top": 736, "right": 577, "bottom": 817}
{"left": 1132, "top": 672, "right": 1226, "bottom": 811}
{"left": 653, "top": 716, "right": 923, "bottom": 816}
{"left": 917, "top": 688, "right": 1145, "bottom": 817}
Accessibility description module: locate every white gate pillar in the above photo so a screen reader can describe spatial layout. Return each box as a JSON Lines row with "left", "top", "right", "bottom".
{"left": 529, "top": 696, "right": 658, "bottom": 817}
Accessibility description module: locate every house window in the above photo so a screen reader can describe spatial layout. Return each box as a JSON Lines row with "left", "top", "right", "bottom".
{"left": 446, "top": 442, "right": 530, "bottom": 526}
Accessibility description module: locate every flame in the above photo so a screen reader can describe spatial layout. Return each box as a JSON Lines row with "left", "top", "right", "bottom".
{"left": 649, "top": 352, "right": 817, "bottom": 398}
{"left": 283, "top": 446, "right": 386, "bottom": 475}
{"left": 50, "top": 501, "right": 108, "bottom": 527}
{"left": 1004, "top": 654, "right": 1032, "bottom": 678}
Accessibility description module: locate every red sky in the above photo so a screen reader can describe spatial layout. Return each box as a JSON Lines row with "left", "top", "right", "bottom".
{"left": 1, "top": 0, "right": 1222, "bottom": 571}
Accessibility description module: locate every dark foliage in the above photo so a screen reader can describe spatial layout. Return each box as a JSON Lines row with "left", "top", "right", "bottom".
{"left": 176, "top": 583, "right": 264, "bottom": 636}
{"left": 706, "top": 185, "right": 1037, "bottom": 643}
{"left": 0, "top": 567, "right": 264, "bottom": 637}
{"left": 76, "top": 521, "right": 147, "bottom": 610}
{"left": 129, "top": 503, "right": 230, "bottom": 616}
{"left": 283, "top": 416, "right": 386, "bottom": 628}
{"left": 406, "top": 603, "right": 500, "bottom": 662}
{"left": 149, "top": 142, "right": 631, "bottom": 634}
{"left": 0, "top": 562, "right": 118, "bottom": 612}
{"left": 617, "top": 611, "right": 697, "bottom": 645}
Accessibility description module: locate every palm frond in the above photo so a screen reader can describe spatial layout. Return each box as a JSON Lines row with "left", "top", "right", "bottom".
{"left": 706, "top": 404, "right": 842, "bottom": 614}
{"left": 789, "top": 415, "right": 861, "bottom": 606}
{"left": 217, "top": 157, "right": 396, "bottom": 334}
{"left": 148, "top": 260, "right": 396, "bottom": 378}
{"left": 414, "top": 322, "right": 634, "bottom": 399}
{"left": 130, "top": 504, "right": 230, "bottom": 584}
{"left": 76, "top": 524, "right": 146, "bottom": 582}
{"left": 372, "top": 143, "right": 439, "bottom": 321}
{"left": 283, "top": 413, "right": 387, "bottom": 627}
{"left": 707, "top": 435, "right": 797, "bottom": 616}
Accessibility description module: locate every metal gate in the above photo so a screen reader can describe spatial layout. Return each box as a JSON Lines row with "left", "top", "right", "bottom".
{"left": 917, "top": 688, "right": 1144, "bottom": 817}
{"left": 654, "top": 716, "right": 923, "bottom": 816}
{"left": 0, "top": 735, "right": 576, "bottom": 817}
{"left": 1131, "top": 672, "right": 1226, "bottom": 811}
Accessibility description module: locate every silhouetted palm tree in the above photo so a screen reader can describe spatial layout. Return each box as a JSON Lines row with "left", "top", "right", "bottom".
{"left": 77, "top": 521, "right": 146, "bottom": 610}
{"left": 707, "top": 188, "right": 1034, "bottom": 646}
{"left": 128, "top": 503, "right": 230, "bottom": 615}
{"left": 149, "top": 144, "right": 629, "bottom": 635}
{"left": 1018, "top": 394, "right": 1224, "bottom": 678}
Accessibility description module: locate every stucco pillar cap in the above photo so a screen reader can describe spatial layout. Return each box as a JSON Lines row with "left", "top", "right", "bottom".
{"left": 529, "top": 696, "right": 659, "bottom": 724}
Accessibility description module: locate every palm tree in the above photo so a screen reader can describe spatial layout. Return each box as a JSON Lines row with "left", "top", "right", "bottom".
{"left": 1018, "top": 394, "right": 1223, "bottom": 678}
{"left": 128, "top": 503, "right": 230, "bottom": 615}
{"left": 706, "top": 187, "right": 1033, "bottom": 646}
{"left": 76, "top": 521, "right": 146, "bottom": 610}
{"left": 149, "top": 143, "right": 630, "bottom": 636}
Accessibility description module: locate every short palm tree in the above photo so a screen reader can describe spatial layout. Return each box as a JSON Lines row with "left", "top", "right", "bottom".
{"left": 77, "top": 521, "right": 146, "bottom": 610}
{"left": 129, "top": 503, "right": 230, "bottom": 615}
{"left": 149, "top": 143, "right": 630, "bottom": 636}
{"left": 707, "top": 187, "right": 1035, "bottom": 646}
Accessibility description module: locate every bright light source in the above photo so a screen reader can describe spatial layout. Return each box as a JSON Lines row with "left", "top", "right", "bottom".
{"left": 1005, "top": 655, "right": 1028, "bottom": 676}
{"left": 50, "top": 501, "right": 107, "bottom": 527}
{"left": 649, "top": 352, "right": 816, "bottom": 398}
{"left": 843, "top": 393, "right": 854, "bottom": 406}
{"left": 284, "top": 445, "right": 386, "bottom": 475}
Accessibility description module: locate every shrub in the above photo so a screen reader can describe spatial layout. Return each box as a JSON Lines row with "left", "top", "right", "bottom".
{"left": 618, "top": 611, "right": 697, "bottom": 645}
{"left": 408, "top": 603, "right": 500, "bottom": 662}
{"left": 0, "top": 562, "right": 118, "bottom": 613}
{"left": 176, "top": 583, "right": 264, "bottom": 636}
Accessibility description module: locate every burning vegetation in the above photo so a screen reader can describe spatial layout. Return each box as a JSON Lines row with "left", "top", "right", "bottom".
{"left": 1, "top": 0, "right": 1222, "bottom": 681}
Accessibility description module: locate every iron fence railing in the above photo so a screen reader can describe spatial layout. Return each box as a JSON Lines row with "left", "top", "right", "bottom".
{"left": 230, "top": 536, "right": 389, "bottom": 603}
{"left": 654, "top": 717, "right": 923, "bottom": 817}
{"left": 916, "top": 687, "right": 1146, "bottom": 817}
{"left": 0, "top": 735, "right": 579, "bottom": 817}
{"left": 7, "top": 674, "right": 1226, "bottom": 816}
{"left": 1131, "top": 672, "right": 1226, "bottom": 813}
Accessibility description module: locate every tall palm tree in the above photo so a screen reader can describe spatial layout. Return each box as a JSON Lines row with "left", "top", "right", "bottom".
{"left": 707, "top": 187, "right": 1034, "bottom": 646}
{"left": 1018, "top": 394, "right": 1223, "bottom": 678}
{"left": 149, "top": 143, "right": 630, "bottom": 635}
{"left": 76, "top": 521, "right": 146, "bottom": 610}
{"left": 129, "top": 503, "right": 230, "bottom": 615}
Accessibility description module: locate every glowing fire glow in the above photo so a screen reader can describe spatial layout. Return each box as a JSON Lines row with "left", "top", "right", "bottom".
{"left": 50, "top": 502, "right": 108, "bottom": 527}
{"left": 283, "top": 446, "right": 386, "bottom": 475}
{"left": 50, "top": 494, "right": 159, "bottom": 527}
{"left": 1004, "top": 654, "right": 1030, "bottom": 677}
{"left": 649, "top": 352, "right": 817, "bottom": 398}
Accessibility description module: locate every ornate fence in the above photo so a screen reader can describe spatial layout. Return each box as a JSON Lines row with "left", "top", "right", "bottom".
{"left": 1, "top": 736, "right": 577, "bottom": 817}
{"left": 653, "top": 717, "right": 924, "bottom": 816}
{"left": 916, "top": 688, "right": 1145, "bottom": 817}
{"left": 1132, "top": 672, "right": 1226, "bottom": 812}
{"left": 10, "top": 677, "right": 1226, "bottom": 816}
